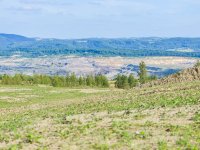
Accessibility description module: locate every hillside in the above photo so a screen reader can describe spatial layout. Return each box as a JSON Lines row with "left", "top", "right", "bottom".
{"left": 0, "top": 80, "right": 200, "bottom": 149}
{"left": 0, "top": 34, "right": 33, "bottom": 43}
{"left": 1, "top": 34, "right": 200, "bottom": 57}
{"left": 144, "top": 66, "right": 200, "bottom": 87}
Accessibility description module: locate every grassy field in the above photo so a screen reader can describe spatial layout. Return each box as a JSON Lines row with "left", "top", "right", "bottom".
{"left": 0, "top": 82, "right": 200, "bottom": 150}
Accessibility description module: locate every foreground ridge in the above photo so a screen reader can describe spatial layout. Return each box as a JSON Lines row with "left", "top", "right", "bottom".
{"left": 144, "top": 67, "right": 200, "bottom": 87}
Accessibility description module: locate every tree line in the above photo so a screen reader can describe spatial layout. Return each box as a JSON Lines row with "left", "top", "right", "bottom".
{"left": 115, "top": 61, "right": 157, "bottom": 89}
{"left": 0, "top": 73, "right": 109, "bottom": 88}
{"left": 0, "top": 61, "right": 159, "bottom": 89}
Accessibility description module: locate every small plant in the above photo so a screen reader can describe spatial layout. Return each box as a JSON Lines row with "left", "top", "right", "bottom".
{"left": 134, "top": 131, "right": 148, "bottom": 139}
{"left": 176, "top": 138, "right": 188, "bottom": 147}
{"left": 92, "top": 143, "right": 109, "bottom": 150}
{"left": 193, "top": 110, "right": 200, "bottom": 122}
{"left": 59, "top": 129, "right": 70, "bottom": 139}
{"left": 158, "top": 141, "right": 168, "bottom": 150}
{"left": 144, "top": 121, "right": 155, "bottom": 127}
{"left": 24, "top": 132, "right": 42, "bottom": 144}
{"left": 133, "top": 114, "right": 147, "bottom": 120}
{"left": 0, "top": 133, "right": 10, "bottom": 143}
{"left": 120, "top": 131, "right": 132, "bottom": 142}
{"left": 8, "top": 143, "right": 23, "bottom": 150}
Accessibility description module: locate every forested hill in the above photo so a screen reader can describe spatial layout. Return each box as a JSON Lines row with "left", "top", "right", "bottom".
{"left": 1, "top": 33, "right": 200, "bottom": 57}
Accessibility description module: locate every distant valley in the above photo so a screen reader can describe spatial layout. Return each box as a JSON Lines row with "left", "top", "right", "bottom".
{"left": 0, "top": 33, "right": 200, "bottom": 77}
{"left": 0, "top": 55, "right": 197, "bottom": 78}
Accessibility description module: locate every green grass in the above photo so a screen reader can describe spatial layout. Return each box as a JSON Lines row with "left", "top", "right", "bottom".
{"left": 0, "top": 81, "right": 200, "bottom": 149}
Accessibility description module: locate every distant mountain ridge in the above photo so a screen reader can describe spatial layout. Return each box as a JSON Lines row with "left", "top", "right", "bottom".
{"left": 0, "top": 33, "right": 34, "bottom": 50}
{"left": 0, "top": 33, "right": 34, "bottom": 42}
{"left": 0, "top": 33, "right": 200, "bottom": 57}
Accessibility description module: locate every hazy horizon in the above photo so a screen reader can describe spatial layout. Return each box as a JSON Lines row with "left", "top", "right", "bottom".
{"left": 1, "top": 33, "right": 200, "bottom": 40}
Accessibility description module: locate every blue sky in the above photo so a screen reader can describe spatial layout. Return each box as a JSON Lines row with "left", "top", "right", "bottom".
{"left": 0, "top": 0, "right": 200, "bottom": 39}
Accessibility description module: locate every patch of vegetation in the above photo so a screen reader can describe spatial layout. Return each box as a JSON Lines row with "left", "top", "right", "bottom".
{"left": 0, "top": 80, "right": 200, "bottom": 149}
{"left": 158, "top": 141, "right": 168, "bottom": 150}
{"left": 115, "top": 61, "right": 157, "bottom": 89}
{"left": 193, "top": 110, "right": 200, "bottom": 122}
{"left": 0, "top": 73, "right": 109, "bottom": 88}
{"left": 24, "top": 132, "right": 42, "bottom": 144}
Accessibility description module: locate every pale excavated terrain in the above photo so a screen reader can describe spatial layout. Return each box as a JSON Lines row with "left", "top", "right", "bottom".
{"left": 0, "top": 56, "right": 197, "bottom": 78}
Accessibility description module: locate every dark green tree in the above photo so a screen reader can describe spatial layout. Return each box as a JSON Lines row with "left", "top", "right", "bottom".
{"left": 100, "top": 75, "right": 109, "bottom": 87}
{"left": 2, "top": 74, "right": 12, "bottom": 85}
{"left": 40, "top": 75, "right": 51, "bottom": 85}
{"left": 115, "top": 74, "right": 123, "bottom": 88}
{"left": 33, "top": 74, "right": 40, "bottom": 84}
{"left": 86, "top": 75, "right": 95, "bottom": 87}
{"left": 65, "top": 75, "right": 70, "bottom": 87}
{"left": 78, "top": 76, "right": 84, "bottom": 86}
{"left": 52, "top": 76, "right": 64, "bottom": 87}
{"left": 95, "top": 75, "right": 101, "bottom": 87}
{"left": 13, "top": 74, "right": 23, "bottom": 85}
{"left": 128, "top": 74, "right": 138, "bottom": 88}
{"left": 121, "top": 75, "right": 130, "bottom": 89}
{"left": 138, "top": 61, "right": 148, "bottom": 84}
{"left": 70, "top": 73, "right": 77, "bottom": 87}
{"left": 147, "top": 75, "right": 157, "bottom": 81}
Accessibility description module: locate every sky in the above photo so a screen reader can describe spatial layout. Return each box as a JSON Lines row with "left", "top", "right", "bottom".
{"left": 0, "top": 0, "right": 200, "bottom": 39}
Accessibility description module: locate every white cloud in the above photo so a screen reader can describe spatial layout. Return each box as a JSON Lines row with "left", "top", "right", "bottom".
{"left": 0, "top": 0, "right": 156, "bottom": 16}
{"left": 0, "top": 0, "right": 199, "bottom": 38}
